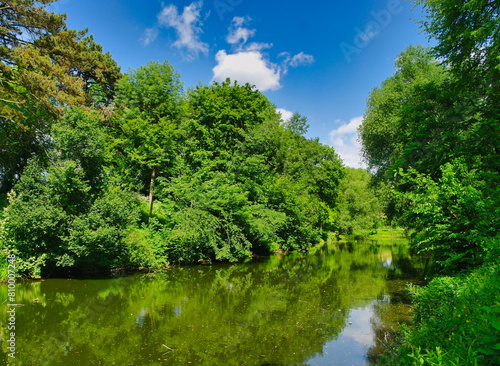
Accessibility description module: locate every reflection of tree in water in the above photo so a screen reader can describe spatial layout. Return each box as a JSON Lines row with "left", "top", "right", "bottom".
{"left": 0, "top": 242, "right": 420, "bottom": 365}
{"left": 365, "top": 241, "right": 426, "bottom": 365}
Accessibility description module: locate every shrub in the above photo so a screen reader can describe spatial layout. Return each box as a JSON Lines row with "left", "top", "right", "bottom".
{"left": 382, "top": 263, "right": 500, "bottom": 365}
{"left": 0, "top": 158, "right": 139, "bottom": 277}
{"left": 398, "top": 161, "right": 500, "bottom": 274}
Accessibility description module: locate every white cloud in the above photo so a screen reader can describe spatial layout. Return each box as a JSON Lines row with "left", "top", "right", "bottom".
{"left": 329, "top": 116, "right": 366, "bottom": 168}
{"left": 244, "top": 42, "right": 273, "bottom": 52}
{"left": 212, "top": 50, "right": 281, "bottom": 91}
{"left": 212, "top": 16, "right": 313, "bottom": 91}
{"left": 226, "top": 16, "right": 271, "bottom": 53}
{"left": 141, "top": 27, "right": 159, "bottom": 46}
{"left": 331, "top": 116, "right": 363, "bottom": 136}
{"left": 276, "top": 108, "right": 293, "bottom": 122}
{"left": 289, "top": 52, "right": 315, "bottom": 67}
{"left": 226, "top": 16, "right": 256, "bottom": 45}
{"left": 231, "top": 16, "right": 246, "bottom": 27}
{"left": 279, "top": 51, "right": 315, "bottom": 74}
{"left": 156, "top": 1, "right": 208, "bottom": 59}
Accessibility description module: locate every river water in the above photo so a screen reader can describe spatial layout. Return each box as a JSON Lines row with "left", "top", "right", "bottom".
{"left": 1, "top": 240, "right": 424, "bottom": 365}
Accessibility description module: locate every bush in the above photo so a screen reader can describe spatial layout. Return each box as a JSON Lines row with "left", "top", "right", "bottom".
{"left": 398, "top": 161, "right": 500, "bottom": 274}
{"left": 382, "top": 263, "right": 500, "bottom": 365}
{"left": 124, "top": 224, "right": 169, "bottom": 269}
{"left": 0, "top": 158, "right": 139, "bottom": 277}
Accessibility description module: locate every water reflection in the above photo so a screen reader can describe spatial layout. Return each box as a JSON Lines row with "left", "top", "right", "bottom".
{"left": 0, "top": 241, "right": 424, "bottom": 365}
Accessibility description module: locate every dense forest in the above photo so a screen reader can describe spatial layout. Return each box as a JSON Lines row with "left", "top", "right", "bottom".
{"left": 0, "top": 0, "right": 499, "bottom": 364}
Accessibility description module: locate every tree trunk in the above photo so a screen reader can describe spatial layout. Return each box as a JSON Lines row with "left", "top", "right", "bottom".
{"left": 148, "top": 167, "right": 156, "bottom": 223}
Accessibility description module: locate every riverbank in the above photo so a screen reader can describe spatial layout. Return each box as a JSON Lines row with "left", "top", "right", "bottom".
{"left": 336, "top": 227, "right": 408, "bottom": 244}
{"left": 336, "top": 229, "right": 500, "bottom": 365}
{"left": 378, "top": 261, "right": 500, "bottom": 365}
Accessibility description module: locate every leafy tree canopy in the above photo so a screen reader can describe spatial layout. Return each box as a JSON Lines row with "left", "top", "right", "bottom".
{"left": 0, "top": 0, "right": 121, "bottom": 192}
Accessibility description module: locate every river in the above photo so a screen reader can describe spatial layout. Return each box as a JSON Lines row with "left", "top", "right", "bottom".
{"left": 1, "top": 239, "right": 424, "bottom": 365}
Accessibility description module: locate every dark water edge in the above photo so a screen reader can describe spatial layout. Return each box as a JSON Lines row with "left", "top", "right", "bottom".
{"left": 0, "top": 240, "right": 425, "bottom": 366}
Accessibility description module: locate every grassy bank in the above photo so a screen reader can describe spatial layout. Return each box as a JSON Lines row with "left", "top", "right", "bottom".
{"left": 379, "top": 262, "right": 500, "bottom": 365}
{"left": 337, "top": 227, "right": 408, "bottom": 244}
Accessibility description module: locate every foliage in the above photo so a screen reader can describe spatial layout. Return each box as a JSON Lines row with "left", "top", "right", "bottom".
{"left": 1, "top": 49, "right": 344, "bottom": 273}
{"left": 359, "top": 18, "right": 500, "bottom": 275}
{"left": 283, "top": 112, "right": 309, "bottom": 137}
{"left": 380, "top": 263, "right": 500, "bottom": 365}
{"left": 415, "top": 0, "right": 500, "bottom": 90}
{"left": 413, "top": 0, "right": 500, "bottom": 179}
{"left": 360, "top": 1, "right": 500, "bottom": 364}
{"left": 400, "top": 161, "right": 499, "bottom": 273}
{"left": 337, "top": 167, "right": 381, "bottom": 238}
{"left": 0, "top": 157, "right": 138, "bottom": 277}
{"left": 52, "top": 107, "right": 109, "bottom": 189}
{"left": 110, "top": 61, "right": 182, "bottom": 218}
{"left": 184, "top": 79, "right": 272, "bottom": 156}
{"left": 359, "top": 45, "right": 452, "bottom": 180}
{"left": 113, "top": 61, "right": 183, "bottom": 122}
{"left": 0, "top": 1, "right": 121, "bottom": 193}
{"left": 144, "top": 79, "right": 344, "bottom": 262}
{"left": 0, "top": 109, "right": 139, "bottom": 277}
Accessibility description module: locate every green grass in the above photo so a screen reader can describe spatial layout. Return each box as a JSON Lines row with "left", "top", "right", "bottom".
{"left": 368, "top": 227, "right": 410, "bottom": 246}
{"left": 338, "top": 227, "right": 408, "bottom": 244}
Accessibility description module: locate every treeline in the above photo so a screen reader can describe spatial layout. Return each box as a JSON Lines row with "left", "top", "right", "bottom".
{"left": 0, "top": 1, "right": 353, "bottom": 278}
{"left": 358, "top": 0, "right": 500, "bottom": 364}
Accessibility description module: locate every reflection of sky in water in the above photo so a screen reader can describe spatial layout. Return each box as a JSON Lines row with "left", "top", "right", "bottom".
{"left": 135, "top": 307, "right": 147, "bottom": 328}
{"left": 174, "top": 305, "right": 182, "bottom": 317}
{"left": 381, "top": 259, "right": 393, "bottom": 267}
{"left": 307, "top": 303, "right": 377, "bottom": 366}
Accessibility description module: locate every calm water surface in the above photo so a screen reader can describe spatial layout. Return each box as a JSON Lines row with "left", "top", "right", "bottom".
{"left": 1, "top": 241, "right": 424, "bottom": 365}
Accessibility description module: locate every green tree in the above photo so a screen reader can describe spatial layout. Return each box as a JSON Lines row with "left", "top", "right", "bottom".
{"left": 284, "top": 112, "right": 309, "bottom": 137}
{"left": 397, "top": 161, "right": 499, "bottom": 273}
{"left": 0, "top": 0, "right": 121, "bottom": 192}
{"left": 358, "top": 45, "right": 449, "bottom": 180}
{"left": 415, "top": 0, "right": 500, "bottom": 178}
{"left": 183, "top": 79, "right": 274, "bottom": 160}
{"left": 52, "top": 107, "right": 109, "bottom": 190}
{"left": 0, "top": 108, "right": 138, "bottom": 277}
{"left": 359, "top": 6, "right": 500, "bottom": 272}
{"left": 337, "top": 168, "right": 380, "bottom": 237}
{"left": 111, "top": 61, "right": 183, "bottom": 219}
{"left": 415, "top": 0, "right": 500, "bottom": 90}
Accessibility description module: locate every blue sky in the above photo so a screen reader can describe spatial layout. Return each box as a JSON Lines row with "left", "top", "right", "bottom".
{"left": 51, "top": 0, "right": 432, "bottom": 168}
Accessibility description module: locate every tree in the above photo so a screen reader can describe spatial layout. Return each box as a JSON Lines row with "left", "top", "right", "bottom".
{"left": 415, "top": 0, "right": 500, "bottom": 176}
{"left": 51, "top": 107, "right": 109, "bottom": 190}
{"left": 337, "top": 168, "right": 380, "bottom": 237}
{"left": 397, "top": 161, "right": 499, "bottom": 273}
{"left": 415, "top": 0, "right": 500, "bottom": 89}
{"left": 284, "top": 112, "right": 309, "bottom": 137}
{"left": 0, "top": 0, "right": 121, "bottom": 192}
{"left": 184, "top": 79, "right": 274, "bottom": 159}
{"left": 111, "top": 61, "right": 183, "bottom": 220}
{"left": 358, "top": 45, "right": 449, "bottom": 180}
{"left": 0, "top": 108, "right": 138, "bottom": 277}
{"left": 359, "top": 5, "right": 500, "bottom": 272}
{"left": 0, "top": 1, "right": 120, "bottom": 112}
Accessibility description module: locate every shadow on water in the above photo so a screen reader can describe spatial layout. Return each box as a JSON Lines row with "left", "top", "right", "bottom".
{"left": 0, "top": 239, "right": 425, "bottom": 366}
